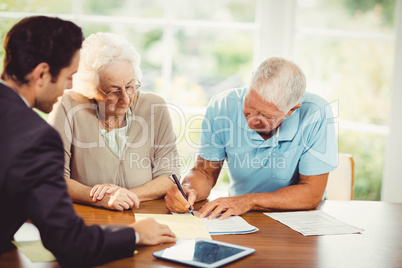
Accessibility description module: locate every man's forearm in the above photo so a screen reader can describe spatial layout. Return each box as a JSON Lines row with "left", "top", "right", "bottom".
{"left": 182, "top": 168, "right": 215, "bottom": 202}
{"left": 247, "top": 183, "right": 325, "bottom": 211}
{"left": 129, "top": 176, "right": 174, "bottom": 202}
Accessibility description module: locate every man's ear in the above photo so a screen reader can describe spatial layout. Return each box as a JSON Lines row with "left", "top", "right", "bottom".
{"left": 285, "top": 103, "right": 302, "bottom": 117}
{"left": 30, "top": 62, "right": 51, "bottom": 89}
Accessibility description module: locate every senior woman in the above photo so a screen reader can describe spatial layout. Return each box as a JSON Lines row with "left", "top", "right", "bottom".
{"left": 48, "top": 32, "right": 180, "bottom": 211}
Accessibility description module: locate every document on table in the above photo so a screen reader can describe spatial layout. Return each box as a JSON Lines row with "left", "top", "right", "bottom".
{"left": 12, "top": 222, "right": 56, "bottom": 262}
{"left": 202, "top": 216, "right": 258, "bottom": 235}
{"left": 135, "top": 214, "right": 212, "bottom": 239}
{"left": 264, "top": 210, "right": 364, "bottom": 236}
{"left": 172, "top": 211, "right": 259, "bottom": 235}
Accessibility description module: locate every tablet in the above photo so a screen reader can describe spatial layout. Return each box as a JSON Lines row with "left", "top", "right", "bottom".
{"left": 152, "top": 238, "right": 255, "bottom": 268}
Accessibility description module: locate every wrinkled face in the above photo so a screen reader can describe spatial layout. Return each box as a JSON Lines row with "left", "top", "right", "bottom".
{"left": 95, "top": 60, "right": 137, "bottom": 117}
{"left": 35, "top": 50, "right": 80, "bottom": 113}
{"left": 243, "top": 90, "right": 286, "bottom": 136}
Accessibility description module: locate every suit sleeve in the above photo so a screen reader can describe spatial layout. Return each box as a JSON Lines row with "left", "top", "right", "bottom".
{"left": 8, "top": 126, "right": 136, "bottom": 267}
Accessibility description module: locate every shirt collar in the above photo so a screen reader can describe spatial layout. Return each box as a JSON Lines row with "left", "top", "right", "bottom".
{"left": 0, "top": 79, "right": 31, "bottom": 108}
{"left": 18, "top": 94, "right": 31, "bottom": 107}
{"left": 277, "top": 108, "right": 299, "bottom": 142}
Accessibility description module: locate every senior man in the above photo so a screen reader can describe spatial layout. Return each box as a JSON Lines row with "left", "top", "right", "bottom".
{"left": 165, "top": 57, "right": 337, "bottom": 220}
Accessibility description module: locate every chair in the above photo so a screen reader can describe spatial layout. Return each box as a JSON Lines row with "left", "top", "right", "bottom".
{"left": 325, "top": 153, "right": 354, "bottom": 200}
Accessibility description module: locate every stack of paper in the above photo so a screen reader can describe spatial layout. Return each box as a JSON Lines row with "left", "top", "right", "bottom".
{"left": 13, "top": 222, "right": 56, "bottom": 262}
{"left": 171, "top": 211, "right": 258, "bottom": 235}
{"left": 135, "top": 214, "right": 212, "bottom": 239}
{"left": 203, "top": 215, "right": 258, "bottom": 235}
{"left": 264, "top": 210, "right": 364, "bottom": 236}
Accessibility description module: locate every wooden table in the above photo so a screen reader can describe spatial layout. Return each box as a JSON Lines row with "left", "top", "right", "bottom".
{"left": 1, "top": 200, "right": 402, "bottom": 268}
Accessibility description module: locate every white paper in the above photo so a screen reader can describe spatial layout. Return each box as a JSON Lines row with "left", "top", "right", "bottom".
{"left": 135, "top": 214, "right": 212, "bottom": 239}
{"left": 13, "top": 223, "right": 56, "bottom": 262}
{"left": 264, "top": 210, "right": 364, "bottom": 236}
{"left": 203, "top": 215, "right": 258, "bottom": 235}
{"left": 14, "top": 222, "right": 41, "bottom": 241}
{"left": 172, "top": 211, "right": 258, "bottom": 235}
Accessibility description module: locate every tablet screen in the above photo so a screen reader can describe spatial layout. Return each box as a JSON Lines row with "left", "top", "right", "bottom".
{"left": 167, "top": 240, "right": 243, "bottom": 264}
{"left": 153, "top": 239, "right": 255, "bottom": 268}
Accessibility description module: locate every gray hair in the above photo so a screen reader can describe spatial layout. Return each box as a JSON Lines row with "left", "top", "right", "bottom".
{"left": 72, "top": 32, "right": 143, "bottom": 99}
{"left": 247, "top": 57, "right": 306, "bottom": 113}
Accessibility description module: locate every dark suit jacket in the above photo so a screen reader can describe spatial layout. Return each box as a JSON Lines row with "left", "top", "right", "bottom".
{"left": 0, "top": 83, "right": 136, "bottom": 267}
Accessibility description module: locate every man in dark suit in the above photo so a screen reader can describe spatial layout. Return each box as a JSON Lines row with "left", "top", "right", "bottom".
{"left": 0, "top": 16, "right": 175, "bottom": 267}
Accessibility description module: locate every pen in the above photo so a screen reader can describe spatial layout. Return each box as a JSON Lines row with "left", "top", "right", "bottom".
{"left": 172, "top": 174, "right": 195, "bottom": 216}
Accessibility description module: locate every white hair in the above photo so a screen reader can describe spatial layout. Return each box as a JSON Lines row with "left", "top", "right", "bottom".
{"left": 247, "top": 57, "right": 306, "bottom": 113}
{"left": 72, "top": 32, "right": 143, "bottom": 99}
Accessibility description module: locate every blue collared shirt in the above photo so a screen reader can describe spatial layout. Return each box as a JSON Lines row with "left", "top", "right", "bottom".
{"left": 199, "top": 88, "right": 337, "bottom": 196}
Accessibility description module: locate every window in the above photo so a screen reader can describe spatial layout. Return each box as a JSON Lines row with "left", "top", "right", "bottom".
{"left": 294, "top": 0, "right": 396, "bottom": 200}
{"left": 0, "top": 0, "right": 399, "bottom": 200}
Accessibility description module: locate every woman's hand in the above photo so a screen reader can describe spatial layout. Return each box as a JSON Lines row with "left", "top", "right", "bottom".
{"left": 106, "top": 188, "right": 140, "bottom": 211}
{"left": 90, "top": 183, "right": 121, "bottom": 202}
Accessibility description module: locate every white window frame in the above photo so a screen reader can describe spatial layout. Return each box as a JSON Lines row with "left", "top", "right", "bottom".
{"left": 1, "top": 0, "right": 400, "bottom": 201}
{"left": 255, "top": 0, "right": 401, "bottom": 202}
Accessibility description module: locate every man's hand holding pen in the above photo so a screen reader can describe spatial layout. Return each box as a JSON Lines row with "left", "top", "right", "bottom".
{"left": 165, "top": 180, "right": 198, "bottom": 214}
{"left": 166, "top": 174, "right": 252, "bottom": 220}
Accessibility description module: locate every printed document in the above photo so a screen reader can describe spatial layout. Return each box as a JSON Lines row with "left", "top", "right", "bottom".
{"left": 264, "top": 210, "right": 364, "bottom": 236}
{"left": 172, "top": 211, "right": 258, "bottom": 235}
